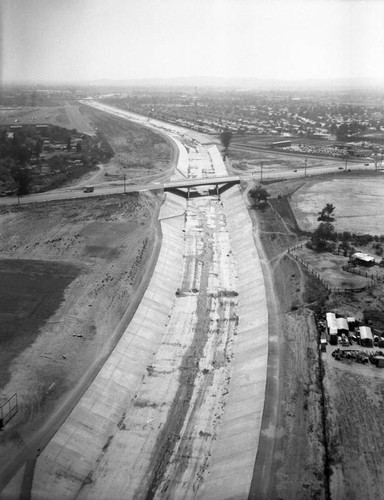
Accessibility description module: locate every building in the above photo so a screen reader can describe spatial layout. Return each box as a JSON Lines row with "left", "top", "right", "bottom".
{"left": 336, "top": 317, "right": 349, "bottom": 335}
{"left": 351, "top": 252, "right": 375, "bottom": 267}
{"left": 270, "top": 140, "right": 292, "bottom": 148}
{"left": 347, "top": 317, "right": 357, "bottom": 331}
{"left": 326, "top": 312, "right": 338, "bottom": 345}
{"left": 359, "top": 326, "right": 374, "bottom": 347}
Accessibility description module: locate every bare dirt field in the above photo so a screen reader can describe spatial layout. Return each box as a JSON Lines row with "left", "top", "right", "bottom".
{"left": 244, "top": 171, "right": 384, "bottom": 499}
{"left": 323, "top": 361, "right": 384, "bottom": 500}
{"left": 291, "top": 246, "right": 371, "bottom": 291}
{"left": 0, "top": 192, "right": 161, "bottom": 484}
{"left": 290, "top": 173, "right": 384, "bottom": 234}
{"left": 0, "top": 103, "right": 95, "bottom": 136}
{"left": 80, "top": 105, "right": 175, "bottom": 185}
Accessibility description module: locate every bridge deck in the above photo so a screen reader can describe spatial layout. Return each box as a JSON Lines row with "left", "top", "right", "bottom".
{"left": 163, "top": 175, "right": 240, "bottom": 190}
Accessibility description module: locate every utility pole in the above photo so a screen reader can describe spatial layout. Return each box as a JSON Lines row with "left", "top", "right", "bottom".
{"left": 123, "top": 174, "right": 126, "bottom": 194}
{"left": 373, "top": 153, "right": 378, "bottom": 172}
{"left": 304, "top": 157, "right": 307, "bottom": 176}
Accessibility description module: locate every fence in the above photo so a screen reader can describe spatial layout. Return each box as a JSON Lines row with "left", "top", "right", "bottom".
{"left": 342, "top": 263, "right": 380, "bottom": 283}
{"left": 0, "top": 393, "right": 18, "bottom": 429}
{"left": 287, "top": 244, "right": 376, "bottom": 294}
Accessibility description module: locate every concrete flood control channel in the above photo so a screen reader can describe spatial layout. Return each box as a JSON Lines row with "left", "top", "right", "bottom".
{"left": 3, "top": 109, "right": 269, "bottom": 498}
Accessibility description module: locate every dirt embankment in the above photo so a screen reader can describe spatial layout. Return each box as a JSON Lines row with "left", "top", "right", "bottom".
{"left": 246, "top": 180, "right": 328, "bottom": 500}
{"left": 324, "top": 365, "right": 384, "bottom": 500}
{"left": 249, "top": 175, "right": 384, "bottom": 500}
{"left": 80, "top": 106, "right": 174, "bottom": 184}
{"left": 0, "top": 193, "right": 160, "bottom": 477}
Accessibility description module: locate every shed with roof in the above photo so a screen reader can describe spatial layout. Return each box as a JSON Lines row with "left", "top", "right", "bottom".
{"left": 360, "top": 326, "right": 374, "bottom": 347}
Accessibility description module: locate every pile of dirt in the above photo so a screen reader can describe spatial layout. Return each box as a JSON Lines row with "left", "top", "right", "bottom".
{"left": 0, "top": 192, "right": 161, "bottom": 474}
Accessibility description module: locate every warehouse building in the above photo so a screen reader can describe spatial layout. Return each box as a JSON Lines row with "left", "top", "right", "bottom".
{"left": 326, "top": 312, "right": 338, "bottom": 345}
{"left": 360, "top": 326, "right": 374, "bottom": 347}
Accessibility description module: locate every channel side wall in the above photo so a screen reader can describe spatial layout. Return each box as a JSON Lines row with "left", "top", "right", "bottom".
{"left": 171, "top": 137, "right": 189, "bottom": 180}
{"left": 31, "top": 194, "right": 186, "bottom": 499}
{"left": 199, "top": 162, "right": 269, "bottom": 498}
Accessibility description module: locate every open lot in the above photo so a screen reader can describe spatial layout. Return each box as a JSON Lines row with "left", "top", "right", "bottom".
{"left": 0, "top": 259, "right": 80, "bottom": 391}
{"left": 80, "top": 105, "right": 175, "bottom": 184}
{"left": 290, "top": 174, "right": 384, "bottom": 234}
{"left": 0, "top": 192, "right": 160, "bottom": 480}
{"left": 291, "top": 246, "right": 371, "bottom": 291}
{"left": 0, "top": 103, "right": 95, "bottom": 136}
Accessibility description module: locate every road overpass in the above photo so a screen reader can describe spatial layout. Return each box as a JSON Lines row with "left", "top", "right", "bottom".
{"left": 163, "top": 175, "right": 241, "bottom": 198}
{"left": 0, "top": 175, "right": 243, "bottom": 206}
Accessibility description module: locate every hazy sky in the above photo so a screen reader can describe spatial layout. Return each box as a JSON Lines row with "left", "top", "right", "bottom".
{"left": 2, "top": 0, "right": 384, "bottom": 84}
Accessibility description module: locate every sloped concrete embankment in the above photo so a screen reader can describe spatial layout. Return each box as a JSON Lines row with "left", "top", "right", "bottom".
{"left": 199, "top": 183, "right": 268, "bottom": 496}
{"left": 30, "top": 194, "right": 186, "bottom": 499}
{"left": 171, "top": 137, "right": 189, "bottom": 179}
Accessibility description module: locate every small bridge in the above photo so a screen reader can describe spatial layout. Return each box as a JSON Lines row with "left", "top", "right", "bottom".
{"left": 163, "top": 175, "right": 241, "bottom": 199}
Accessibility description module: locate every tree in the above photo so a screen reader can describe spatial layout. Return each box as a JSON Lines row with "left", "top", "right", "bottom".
{"left": 248, "top": 185, "right": 270, "bottom": 207}
{"left": 317, "top": 203, "right": 336, "bottom": 222}
{"left": 11, "top": 167, "right": 31, "bottom": 195}
{"left": 336, "top": 123, "right": 349, "bottom": 141}
{"left": 220, "top": 128, "right": 233, "bottom": 154}
{"left": 15, "top": 146, "right": 31, "bottom": 167}
{"left": 310, "top": 222, "right": 336, "bottom": 251}
{"left": 35, "top": 138, "right": 43, "bottom": 160}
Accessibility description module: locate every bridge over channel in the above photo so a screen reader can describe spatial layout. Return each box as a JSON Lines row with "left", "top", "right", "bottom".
{"left": 163, "top": 175, "right": 241, "bottom": 198}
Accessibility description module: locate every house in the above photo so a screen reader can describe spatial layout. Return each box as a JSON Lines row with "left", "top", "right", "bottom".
{"left": 351, "top": 252, "right": 375, "bottom": 267}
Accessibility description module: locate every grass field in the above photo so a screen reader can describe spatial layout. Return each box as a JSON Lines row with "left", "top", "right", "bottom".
{"left": 290, "top": 174, "right": 384, "bottom": 235}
